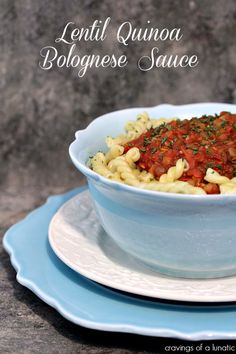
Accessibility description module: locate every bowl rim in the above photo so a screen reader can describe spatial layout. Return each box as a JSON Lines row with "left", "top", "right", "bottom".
{"left": 69, "top": 102, "right": 236, "bottom": 202}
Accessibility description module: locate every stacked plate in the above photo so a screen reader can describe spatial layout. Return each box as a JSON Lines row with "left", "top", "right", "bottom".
{"left": 3, "top": 186, "right": 236, "bottom": 340}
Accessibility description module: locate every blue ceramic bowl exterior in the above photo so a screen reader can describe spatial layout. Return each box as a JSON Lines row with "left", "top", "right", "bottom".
{"left": 69, "top": 103, "right": 236, "bottom": 279}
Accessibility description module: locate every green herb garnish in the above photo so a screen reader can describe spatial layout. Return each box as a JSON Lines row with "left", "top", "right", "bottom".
{"left": 150, "top": 127, "right": 160, "bottom": 137}
{"left": 150, "top": 147, "right": 158, "bottom": 154}
{"left": 221, "top": 121, "right": 227, "bottom": 128}
{"left": 216, "top": 164, "right": 223, "bottom": 170}
{"left": 192, "top": 127, "right": 201, "bottom": 133}
{"left": 206, "top": 162, "right": 213, "bottom": 168}
{"left": 161, "top": 137, "right": 168, "bottom": 145}
{"left": 143, "top": 137, "right": 151, "bottom": 146}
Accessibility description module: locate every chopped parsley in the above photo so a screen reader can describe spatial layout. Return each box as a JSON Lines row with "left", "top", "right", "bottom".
{"left": 143, "top": 137, "right": 151, "bottom": 146}
{"left": 139, "top": 148, "right": 146, "bottom": 153}
{"left": 161, "top": 137, "right": 168, "bottom": 145}
{"left": 192, "top": 127, "right": 201, "bottom": 133}
{"left": 216, "top": 164, "right": 223, "bottom": 170}
{"left": 221, "top": 121, "right": 227, "bottom": 128}
{"left": 150, "top": 127, "right": 161, "bottom": 137}
{"left": 206, "top": 162, "right": 214, "bottom": 168}
{"left": 150, "top": 147, "right": 158, "bottom": 154}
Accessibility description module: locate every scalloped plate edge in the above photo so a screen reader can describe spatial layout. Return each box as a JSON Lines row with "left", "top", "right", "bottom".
{"left": 2, "top": 186, "right": 236, "bottom": 340}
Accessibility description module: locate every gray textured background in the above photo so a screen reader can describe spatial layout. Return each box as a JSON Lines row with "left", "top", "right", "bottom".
{"left": 2, "top": 0, "right": 236, "bottom": 196}
{"left": 1, "top": 0, "right": 236, "bottom": 352}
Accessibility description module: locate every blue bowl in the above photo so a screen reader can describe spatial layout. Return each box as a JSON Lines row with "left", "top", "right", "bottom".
{"left": 69, "top": 103, "right": 236, "bottom": 279}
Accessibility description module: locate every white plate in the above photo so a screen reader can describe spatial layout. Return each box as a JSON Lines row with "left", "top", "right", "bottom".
{"left": 49, "top": 190, "right": 236, "bottom": 302}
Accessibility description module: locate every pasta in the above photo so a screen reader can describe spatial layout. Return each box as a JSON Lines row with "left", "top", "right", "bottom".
{"left": 90, "top": 111, "right": 236, "bottom": 195}
{"left": 105, "top": 112, "right": 171, "bottom": 148}
{"left": 204, "top": 169, "right": 236, "bottom": 194}
{"left": 159, "top": 158, "right": 189, "bottom": 183}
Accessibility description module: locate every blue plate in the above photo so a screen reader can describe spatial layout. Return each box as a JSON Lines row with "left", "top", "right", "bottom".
{"left": 3, "top": 186, "right": 236, "bottom": 340}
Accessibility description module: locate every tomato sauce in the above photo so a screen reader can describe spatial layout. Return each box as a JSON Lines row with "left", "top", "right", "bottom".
{"left": 124, "top": 112, "right": 236, "bottom": 194}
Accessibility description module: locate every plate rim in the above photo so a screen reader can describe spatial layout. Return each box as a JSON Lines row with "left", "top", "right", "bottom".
{"left": 48, "top": 189, "right": 236, "bottom": 303}
{"left": 2, "top": 186, "right": 236, "bottom": 341}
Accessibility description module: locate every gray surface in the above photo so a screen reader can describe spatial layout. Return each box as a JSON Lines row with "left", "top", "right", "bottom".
{"left": 1, "top": 0, "right": 236, "bottom": 352}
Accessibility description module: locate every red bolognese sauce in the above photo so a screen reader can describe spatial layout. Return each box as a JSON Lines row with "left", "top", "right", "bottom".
{"left": 124, "top": 112, "right": 236, "bottom": 194}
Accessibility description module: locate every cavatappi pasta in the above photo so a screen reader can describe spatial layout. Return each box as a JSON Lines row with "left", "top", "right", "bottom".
{"left": 90, "top": 112, "right": 236, "bottom": 194}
